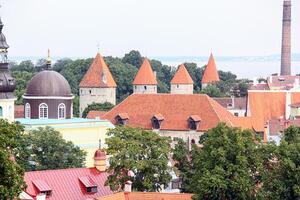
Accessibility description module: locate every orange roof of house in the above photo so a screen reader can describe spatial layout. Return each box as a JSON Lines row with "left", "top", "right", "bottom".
{"left": 247, "top": 91, "right": 300, "bottom": 132}
{"left": 80, "top": 53, "right": 117, "bottom": 88}
{"left": 98, "top": 192, "right": 193, "bottom": 200}
{"left": 86, "top": 110, "right": 107, "bottom": 119}
{"left": 132, "top": 58, "right": 157, "bottom": 85}
{"left": 171, "top": 64, "right": 194, "bottom": 84}
{"left": 201, "top": 53, "right": 220, "bottom": 84}
{"left": 103, "top": 94, "right": 254, "bottom": 132}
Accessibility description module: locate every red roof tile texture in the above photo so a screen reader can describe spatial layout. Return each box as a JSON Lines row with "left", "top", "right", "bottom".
{"left": 201, "top": 54, "right": 220, "bottom": 84}
{"left": 24, "top": 167, "right": 113, "bottom": 200}
{"left": 102, "top": 94, "right": 252, "bottom": 132}
{"left": 98, "top": 192, "right": 193, "bottom": 200}
{"left": 132, "top": 58, "right": 157, "bottom": 85}
{"left": 87, "top": 111, "right": 107, "bottom": 119}
{"left": 170, "top": 64, "right": 193, "bottom": 84}
{"left": 80, "top": 53, "right": 117, "bottom": 88}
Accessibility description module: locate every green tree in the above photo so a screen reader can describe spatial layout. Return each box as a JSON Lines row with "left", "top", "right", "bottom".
{"left": 201, "top": 84, "right": 223, "bottom": 97}
{"left": 105, "top": 126, "right": 172, "bottom": 192}
{"left": 16, "top": 127, "right": 86, "bottom": 171}
{"left": 11, "top": 60, "right": 36, "bottom": 73}
{"left": 122, "top": 50, "right": 143, "bottom": 68}
{"left": 184, "top": 63, "right": 204, "bottom": 92}
{"left": 12, "top": 71, "right": 35, "bottom": 104}
{"left": 82, "top": 102, "right": 115, "bottom": 118}
{"left": 191, "top": 123, "right": 264, "bottom": 200}
{"left": 260, "top": 126, "right": 300, "bottom": 200}
{"left": 0, "top": 119, "right": 26, "bottom": 200}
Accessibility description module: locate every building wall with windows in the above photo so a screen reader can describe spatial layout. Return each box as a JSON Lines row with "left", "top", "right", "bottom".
{"left": 133, "top": 85, "right": 157, "bottom": 94}
{"left": 170, "top": 84, "right": 193, "bottom": 94}
{"left": 23, "top": 98, "right": 72, "bottom": 119}
{"left": 0, "top": 98, "right": 15, "bottom": 121}
{"left": 79, "top": 87, "right": 116, "bottom": 117}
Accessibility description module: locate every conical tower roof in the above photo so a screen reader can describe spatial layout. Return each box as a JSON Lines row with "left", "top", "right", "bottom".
{"left": 171, "top": 64, "right": 193, "bottom": 84}
{"left": 80, "top": 53, "right": 117, "bottom": 88}
{"left": 202, "top": 53, "right": 220, "bottom": 84}
{"left": 132, "top": 58, "right": 157, "bottom": 85}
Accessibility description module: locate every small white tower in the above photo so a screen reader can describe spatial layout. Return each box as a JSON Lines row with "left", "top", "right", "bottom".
{"left": 0, "top": 17, "right": 16, "bottom": 121}
{"left": 79, "top": 53, "right": 117, "bottom": 117}
{"left": 132, "top": 58, "right": 157, "bottom": 94}
{"left": 170, "top": 64, "right": 194, "bottom": 94}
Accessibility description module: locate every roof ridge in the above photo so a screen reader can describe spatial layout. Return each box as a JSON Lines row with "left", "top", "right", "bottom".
{"left": 102, "top": 94, "right": 135, "bottom": 118}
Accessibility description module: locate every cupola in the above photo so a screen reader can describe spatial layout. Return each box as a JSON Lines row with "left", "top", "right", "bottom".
{"left": 93, "top": 149, "right": 107, "bottom": 172}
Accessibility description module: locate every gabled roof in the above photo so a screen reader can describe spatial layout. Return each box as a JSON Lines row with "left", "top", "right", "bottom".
{"left": 213, "top": 97, "right": 247, "bottom": 110}
{"left": 102, "top": 94, "right": 252, "bottom": 132}
{"left": 24, "top": 167, "right": 113, "bottom": 200}
{"left": 201, "top": 53, "right": 220, "bottom": 84}
{"left": 171, "top": 64, "right": 193, "bottom": 84}
{"left": 98, "top": 192, "right": 193, "bottom": 200}
{"left": 132, "top": 58, "right": 157, "bottom": 85}
{"left": 80, "top": 53, "right": 117, "bottom": 88}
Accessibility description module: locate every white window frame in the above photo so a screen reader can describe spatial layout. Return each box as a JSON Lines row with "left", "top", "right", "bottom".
{"left": 0, "top": 106, "right": 3, "bottom": 117}
{"left": 58, "top": 103, "right": 66, "bottom": 119}
{"left": 25, "top": 103, "right": 31, "bottom": 119}
{"left": 39, "top": 103, "right": 48, "bottom": 119}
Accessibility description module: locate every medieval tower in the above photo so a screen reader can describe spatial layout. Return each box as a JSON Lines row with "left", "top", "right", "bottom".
{"left": 170, "top": 64, "right": 194, "bottom": 94}
{"left": 280, "top": 0, "right": 292, "bottom": 76}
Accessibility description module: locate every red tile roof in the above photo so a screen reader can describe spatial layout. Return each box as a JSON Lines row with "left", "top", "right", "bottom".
{"left": 87, "top": 111, "right": 108, "bottom": 119}
{"left": 213, "top": 97, "right": 247, "bottom": 110}
{"left": 102, "top": 94, "right": 253, "bottom": 132}
{"left": 24, "top": 167, "right": 113, "bottom": 200}
{"left": 268, "top": 119, "right": 300, "bottom": 136}
{"left": 132, "top": 58, "right": 157, "bottom": 85}
{"left": 170, "top": 64, "right": 193, "bottom": 84}
{"left": 15, "top": 105, "right": 24, "bottom": 118}
{"left": 249, "top": 83, "right": 270, "bottom": 90}
{"left": 201, "top": 53, "right": 220, "bottom": 84}
{"left": 98, "top": 192, "right": 193, "bottom": 200}
{"left": 80, "top": 53, "right": 117, "bottom": 88}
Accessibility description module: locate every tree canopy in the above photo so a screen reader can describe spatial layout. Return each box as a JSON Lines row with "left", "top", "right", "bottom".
{"left": 105, "top": 126, "right": 172, "bottom": 192}
{"left": 82, "top": 102, "right": 115, "bottom": 118}
{"left": 0, "top": 119, "right": 26, "bottom": 200}
{"left": 16, "top": 126, "right": 86, "bottom": 171}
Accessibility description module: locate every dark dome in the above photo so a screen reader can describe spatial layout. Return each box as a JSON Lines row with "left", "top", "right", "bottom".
{"left": 25, "top": 70, "right": 72, "bottom": 97}
{"left": 0, "top": 64, "right": 16, "bottom": 93}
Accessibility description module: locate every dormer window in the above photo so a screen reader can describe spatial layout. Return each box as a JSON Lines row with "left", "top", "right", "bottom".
{"left": 151, "top": 114, "right": 164, "bottom": 130}
{"left": 188, "top": 115, "right": 201, "bottom": 130}
{"left": 8, "top": 79, "right": 14, "bottom": 85}
{"left": 79, "top": 176, "right": 98, "bottom": 193}
{"left": 115, "top": 113, "right": 129, "bottom": 125}
{"left": 32, "top": 180, "right": 52, "bottom": 197}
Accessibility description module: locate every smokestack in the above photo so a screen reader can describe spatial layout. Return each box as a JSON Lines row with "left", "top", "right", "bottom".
{"left": 280, "top": 0, "right": 292, "bottom": 76}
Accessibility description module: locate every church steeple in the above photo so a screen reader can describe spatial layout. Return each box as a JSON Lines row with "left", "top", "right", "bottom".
{"left": 0, "top": 17, "right": 9, "bottom": 64}
{"left": 45, "top": 49, "right": 52, "bottom": 70}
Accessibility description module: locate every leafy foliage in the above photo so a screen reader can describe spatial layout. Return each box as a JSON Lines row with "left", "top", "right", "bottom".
{"left": 105, "top": 126, "right": 172, "bottom": 192}
{"left": 189, "top": 123, "right": 264, "bottom": 200}
{"left": 82, "top": 102, "right": 115, "bottom": 118}
{"left": 201, "top": 84, "right": 222, "bottom": 97}
{"left": 122, "top": 50, "right": 143, "bottom": 68}
{"left": 0, "top": 119, "right": 26, "bottom": 200}
{"left": 15, "top": 126, "right": 86, "bottom": 171}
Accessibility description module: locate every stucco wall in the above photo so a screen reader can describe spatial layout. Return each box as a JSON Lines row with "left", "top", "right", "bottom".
{"left": 80, "top": 87, "right": 116, "bottom": 116}
{"left": 133, "top": 85, "right": 157, "bottom": 94}
{"left": 0, "top": 99, "right": 15, "bottom": 121}
{"left": 170, "top": 84, "right": 193, "bottom": 94}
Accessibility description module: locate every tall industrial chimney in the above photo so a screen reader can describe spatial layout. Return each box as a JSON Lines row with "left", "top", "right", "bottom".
{"left": 280, "top": 0, "right": 292, "bottom": 76}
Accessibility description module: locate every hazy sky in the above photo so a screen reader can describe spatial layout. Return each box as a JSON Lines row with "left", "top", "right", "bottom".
{"left": 2, "top": 0, "right": 300, "bottom": 58}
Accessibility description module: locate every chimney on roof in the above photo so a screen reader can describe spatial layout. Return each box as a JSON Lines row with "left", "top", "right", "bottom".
{"left": 280, "top": 0, "right": 292, "bottom": 75}
{"left": 93, "top": 149, "right": 107, "bottom": 172}
{"left": 124, "top": 180, "right": 132, "bottom": 192}
{"left": 36, "top": 194, "right": 46, "bottom": 200}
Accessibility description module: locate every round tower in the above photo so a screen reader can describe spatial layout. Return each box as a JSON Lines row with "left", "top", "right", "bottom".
{"left": 0, "top": 17, "right": 16, "bottom": 121}
{"left": 93, "top": 149, "right": 107, "bottom": 172}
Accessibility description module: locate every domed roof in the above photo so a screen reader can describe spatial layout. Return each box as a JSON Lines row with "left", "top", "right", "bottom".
{"left": 93, "top": 149, "right": 106, "bottom": 160}
{"left": 0, "top": 64, "right": 16, "bottom": 93}
{"left": 25, "top": 70, "right": 72, "bottom": 97}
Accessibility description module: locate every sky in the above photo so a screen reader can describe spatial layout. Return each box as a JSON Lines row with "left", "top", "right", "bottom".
{"left": 1, "top": 0, "right": 300, "bottom": 58}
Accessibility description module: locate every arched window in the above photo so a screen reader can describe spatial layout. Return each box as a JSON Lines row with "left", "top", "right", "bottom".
{"left": 25, "top": 103, "right": 31, "bottom": 119}
{"left": 0, "top": 106, "right": 3, "bottom": 117}
{"left": 58, "top": 103, "right": 66, "bottom": 119}
{"left": 39, "top": 103, "right": 48, "bottom": 119}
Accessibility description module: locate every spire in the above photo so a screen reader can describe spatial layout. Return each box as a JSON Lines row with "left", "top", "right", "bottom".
{"left": 171, "top": 64, "right": 193, "bottom": 84}
{"left": 132, "top": 58, "right": 157, "bottom": 85}
{"left": 280, "top": 0, "right": 292, "bottom": 75}
{"left": 202, "top": 53, "right": 220, "bottom": 84}
{"left": 79, "top": 52, "right": 117, "bottom": 88}
{"left": 45, "top": 49, "right": 52, "bottom": 70}
{"left": 0, "top": 15, "right": 9, "bottom": 64}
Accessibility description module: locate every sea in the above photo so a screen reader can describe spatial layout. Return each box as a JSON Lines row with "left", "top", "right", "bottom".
{"left": 10, "top": 54, "right": 300, "bottom": 80}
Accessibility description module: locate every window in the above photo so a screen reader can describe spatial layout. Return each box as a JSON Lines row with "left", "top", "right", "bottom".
{"left": 152, "top": 118, "right": 161, "bottom": 129}
{"left": 151, "top": 114, "right": 164, "bottom": 130}
{"left": 41, "top": 190, "right": 52, "bottom": 196}
{"left": 39, "top": 103, "right": 48, "bottom": 119}
{"left": 115, "top": 113, "right": 129, "bottom": 125}
{"left": 0, "top": 106, "right": 2, "bottom": 117}
{"left": 89, "top": 90, "right": 92, "bottom": 94}
{"left": 25, "top": 103, "right": 31, "bottom": 118}
{"left": 144, "top": 86, "right": 147, "bottom": 90}
{"left": 188, "top": 115, "right": 201, "bottom": 130}
{"left": 58, "top": 103, "right": 66, "bottom": 119}
{"left": 177, "top": 84, "right": 179, "bottom": 88}
{"left": 8, "top": 79, "right": 14, "bottom": 85}
{"left": 234, "top": 112, "right": 239, "bottom": 117}
{"left": 191, "top": 139, "right": 196, "bottom": 144}
{"left": 86, "top": 186, "right": 98, "bottom": 193}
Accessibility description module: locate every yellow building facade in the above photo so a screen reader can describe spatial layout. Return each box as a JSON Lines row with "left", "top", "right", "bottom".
{"left": 17, "top": 118, "right": 114, "bottom": 167}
